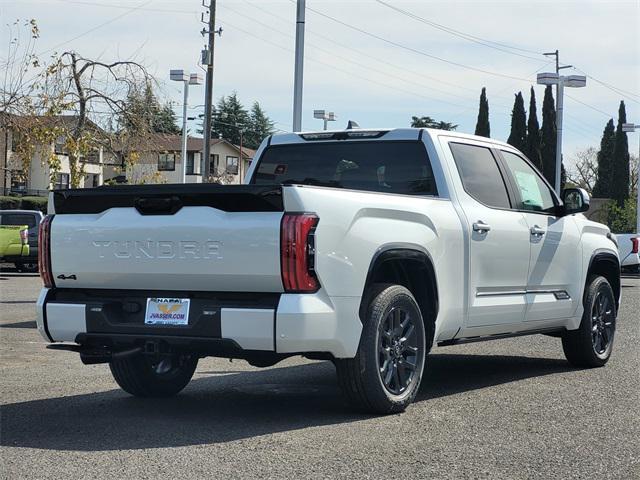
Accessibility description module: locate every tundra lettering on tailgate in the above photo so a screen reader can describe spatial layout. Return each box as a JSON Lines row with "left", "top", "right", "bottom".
{"left": 92, "top": 240, "right": 223, "bottom": 260}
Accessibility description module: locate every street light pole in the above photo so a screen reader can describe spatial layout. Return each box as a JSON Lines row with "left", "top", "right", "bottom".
{"left": 622, "top": 123, "right": 640, "bottom": 234}
{"left": 171, "top": 70, "right": 203, "bottom": 183}
{"left": 537, "top": 72, "right": 586, "bottom": 194}
{"left": 292, "top": 0, "right": 305, "bottom": 132}
{"left": 555, "top": 80, "right": 564, "bottom": 193}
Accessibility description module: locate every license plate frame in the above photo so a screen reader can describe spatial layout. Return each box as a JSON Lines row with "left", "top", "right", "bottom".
{"left": 144, "top": 297, "right": 191, "bottom": 326}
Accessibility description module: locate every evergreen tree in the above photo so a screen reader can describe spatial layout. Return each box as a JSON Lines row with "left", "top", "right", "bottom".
{"left": 119, "top": 82, "right": 179, "bottom": 135}
{"left": 207, "top": 92, "right": 250, "bottom": 145}
{"left": 507, "top": 92, "right": 527, "bottom": 153}
{"left": 540, "top": 85, "right": 557, "bottom": 188}
{"left": 592, "top": 119, "right": 616, "bottom": 197}
{"left": 410, "top": 116, "right": 457, "bottom": 130}
{"left": 525, "top": 87, "right": 542, "bottom": 171}
{"left": 474, "top": 87, "right": 490, "bottom": 138}
{"left": 245, "top": 102, "right": 275, "bottom": 149}
{"left": 611, "top": 101, "right": 630, "bottom": 207}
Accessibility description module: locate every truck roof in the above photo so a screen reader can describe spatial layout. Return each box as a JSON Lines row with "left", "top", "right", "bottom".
{"left": 269, "top": 127, "right": 515, "bottom": 150}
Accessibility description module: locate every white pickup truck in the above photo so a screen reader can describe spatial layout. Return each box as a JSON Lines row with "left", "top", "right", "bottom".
{"left": 36, "top": 128, "right": 621, "bottom": 414}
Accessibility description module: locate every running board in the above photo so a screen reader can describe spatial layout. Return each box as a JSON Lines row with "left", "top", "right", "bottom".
{"left": 437, "top": 327, "right": 566, "bottom": 346}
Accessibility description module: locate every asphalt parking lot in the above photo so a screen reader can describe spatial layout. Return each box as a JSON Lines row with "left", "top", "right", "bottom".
{"left": 1, "top": 269, "right": 638, "bottom": 480}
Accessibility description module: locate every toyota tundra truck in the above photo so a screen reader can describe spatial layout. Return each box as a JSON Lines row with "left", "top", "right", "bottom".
{"left": 36, "top": 128, "right": 621, "bottom": 413}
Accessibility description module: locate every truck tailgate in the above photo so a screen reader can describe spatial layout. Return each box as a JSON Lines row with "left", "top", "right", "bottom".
{"left": 49, "top": 185, "right": 284, "bottom": 292}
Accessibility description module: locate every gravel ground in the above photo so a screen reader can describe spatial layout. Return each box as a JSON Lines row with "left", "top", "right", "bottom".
{"left": 1, "top": 271, "right": 638, "bottom": 479}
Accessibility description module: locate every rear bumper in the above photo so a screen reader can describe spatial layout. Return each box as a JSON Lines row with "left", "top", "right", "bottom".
{"left": 0, "top": 244, "right": 30, "bottom": 259}
{"left": 36, "top": 288, "right": 362, "bottom": 358}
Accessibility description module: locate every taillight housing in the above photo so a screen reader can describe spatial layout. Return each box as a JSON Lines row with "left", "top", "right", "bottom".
{"left": 38, "top": 215, "right": 55, "bottom": 288}
{"left": 632, "top": 237, "right": 639, "bottom": 254}
{"left": 281, "top": 213, "right": 319, "bottom": 293}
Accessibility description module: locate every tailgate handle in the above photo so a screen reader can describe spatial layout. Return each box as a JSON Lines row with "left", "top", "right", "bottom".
{"left": 134, "top": 196, "right": 182, "bottom": 215}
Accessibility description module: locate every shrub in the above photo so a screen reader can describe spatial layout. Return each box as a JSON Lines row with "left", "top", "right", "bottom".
{"left": 0, "top": 196, "right": 21, "bottom": 210}
{"left": 19, "top": 196, "right": 48, "bottom": 213}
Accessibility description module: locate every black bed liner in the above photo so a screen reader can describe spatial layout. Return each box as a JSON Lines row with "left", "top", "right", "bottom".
{"left": 52, "top": 184, "right": 284, "bottom": 214}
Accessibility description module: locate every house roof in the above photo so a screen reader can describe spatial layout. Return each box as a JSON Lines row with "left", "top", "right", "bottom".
{"left": 142, "top": 134, "right": 255, "bottom": 158}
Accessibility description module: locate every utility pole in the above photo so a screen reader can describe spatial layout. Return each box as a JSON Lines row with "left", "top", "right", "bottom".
{"left": 292, "top": 0, "right": 305, "bottom": 132}
{"left": 201, "top": 0, "right": 218, "bottom": 180}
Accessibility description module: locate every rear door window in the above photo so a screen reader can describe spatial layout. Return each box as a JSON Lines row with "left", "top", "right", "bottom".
{"left": 252, "top": 141, "right": 437, "bottom": 196}
{"left": 449, "top": 142, "right": 511, "bottom": 209}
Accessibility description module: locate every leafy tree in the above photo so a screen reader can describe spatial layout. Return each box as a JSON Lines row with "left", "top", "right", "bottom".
{"left": 525, "top": 87, "right": 542, "bottom": 171}
{"left": 507, "top": 92, "right": 527, "bottom": 153}
{"left": 592, "top": 119, "right": 616, "bottom": 197}
{"left": 245, "top": 102, "right": 275, "bottom": 149}
{"left": 410, "top": 116, "right": 457, "bottom": 130}
{"left": 611, "top": 101, "right": 630, "bottom": 207}
{"left": 540, "top": 85, "right": 557, "bottom": 188}
{"left": 474, "top": 87, "right": 490, "bottom": 138}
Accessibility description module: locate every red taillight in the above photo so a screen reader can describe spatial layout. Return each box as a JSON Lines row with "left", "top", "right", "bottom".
{"left": 38, "top": 215, "right": 55, "bottom": 288}
{"left": 281, "top": 213, "right": 319, "bottom": 292}
{"left": 632, "top": 237, "right": 639, "bottom": 254}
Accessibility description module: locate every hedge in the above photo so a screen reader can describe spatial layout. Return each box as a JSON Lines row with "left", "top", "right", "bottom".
{"left": 0, "top": 195, "right": 48, "bottom": 213}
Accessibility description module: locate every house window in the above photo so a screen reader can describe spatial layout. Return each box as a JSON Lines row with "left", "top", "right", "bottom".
{"left": 54, "top": 136, "right": 67, "bottom": 155}
{"left": 84, "top": 151, "right": 100, "bottom": 164}
{"left": 54, "top": 173, "right": 70, "bottom": 189}
{"left": 10, "top": 131, "right": 20, "bottom": 152}
{"left": 186, "top": 152, "right": 195, "bottom": 175}
{"left": 92, "top": 174, "right": 100, "bottom": 187}
{"left": 158, "top": 153, "right": 176, "bottom": 171}
{"left": 226, "top": 156, "right": 239, "bottom": 175}
{"left": 209, "top": 154, "right": 220, "bottom": 174}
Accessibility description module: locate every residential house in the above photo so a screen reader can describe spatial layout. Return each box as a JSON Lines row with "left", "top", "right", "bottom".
{"left": 1, "top": 115, "right": 106, "bottom": 195}
{"left": 105, "top": 134, "right": 255, "bottom": 185}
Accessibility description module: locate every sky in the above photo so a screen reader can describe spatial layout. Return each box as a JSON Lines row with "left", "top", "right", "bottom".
{"left": 1, "top": 0, "right": 639, "bottom": 164}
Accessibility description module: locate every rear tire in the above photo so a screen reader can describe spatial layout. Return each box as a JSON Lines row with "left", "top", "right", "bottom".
{"left": 335, "top": 284, "right": 427, "bottom": 414}
{"left": 110, "top": 354, "right": 198, "bottom": 397}
{"left": 562, "top": 275, "right": 616, "bottom": 368}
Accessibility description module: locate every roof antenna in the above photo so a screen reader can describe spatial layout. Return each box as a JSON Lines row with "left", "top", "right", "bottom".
{"left": 346, "top": 120, "right": 360, "bottom": 129}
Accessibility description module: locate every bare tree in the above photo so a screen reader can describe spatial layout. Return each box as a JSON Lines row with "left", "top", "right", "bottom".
{"left": 567, "top": 147, "right": 599, "bottom": 194}
{"left": 39, "top": 51, "right": 156, "bottom": 187}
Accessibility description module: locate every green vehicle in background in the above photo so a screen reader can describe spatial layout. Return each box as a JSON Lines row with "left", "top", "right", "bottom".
{"left": 0, "top": 225, "right": 30, "bottom": 266}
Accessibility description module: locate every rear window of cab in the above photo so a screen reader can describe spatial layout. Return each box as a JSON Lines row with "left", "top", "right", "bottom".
{"left": 251, "top": 141, "right": 437, "bottom": 196}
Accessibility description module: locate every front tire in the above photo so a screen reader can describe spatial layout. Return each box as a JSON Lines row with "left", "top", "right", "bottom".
{"left": 562, "top": 275, "right": 616, "bottom": 368}
{"left": 336, "top": 284, "right": 426, "bottom": 414}
{"left": 110, "top": 354, "right": 198, "bottom": 397}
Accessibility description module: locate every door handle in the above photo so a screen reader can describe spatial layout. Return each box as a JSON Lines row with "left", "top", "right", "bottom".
{"left": 472, "top": 221, "right": 491, "bottom": 233}
{"left": 530, "top": 225, "right": 546, "bottom": 236}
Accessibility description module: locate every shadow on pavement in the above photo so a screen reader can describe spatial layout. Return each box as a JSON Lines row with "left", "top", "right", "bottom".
{"left": 0, "top": 320, "right": 37, "bottom": 329}
{"left": 0, "top": 352, "right": 573, "bottom": 452}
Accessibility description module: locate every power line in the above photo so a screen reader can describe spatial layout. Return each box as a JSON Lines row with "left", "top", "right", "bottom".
{"left": 37, "top": 0, "right": 155, "bottom": 55}
{"left": 224, "top": 3, "right": 494, "bottom": 110}
{"left": 290, "top": 0, "right": 534, "bottom": 83}
{"left": 373, "top": 0, "right": 546, "bottom": 61}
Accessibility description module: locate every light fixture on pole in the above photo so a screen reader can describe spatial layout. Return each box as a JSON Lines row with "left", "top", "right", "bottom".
{"left": 537, "top": 72, "right": 586, "bottom": 194}
{"left": 170, "top": 70, "right": 203, "bottom": 183}
{"left": 622, "top": 122, "right": 640, "bottom": 234}
{"left": 313, "top": 110, "right": 337, "bottom": 130}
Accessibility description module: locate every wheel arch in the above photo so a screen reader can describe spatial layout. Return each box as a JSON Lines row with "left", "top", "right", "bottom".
{"left": 360, "top": 245, "right": 439, "bottom": 347}
{"left": 587, "top": 251, "right": 621, "bottom": 310}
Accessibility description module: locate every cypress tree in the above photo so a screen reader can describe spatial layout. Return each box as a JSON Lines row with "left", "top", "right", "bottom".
{"left": 525, "top": 86, "right": 542, "bottom": 171}
{"left": 611, "top": 101, "right": 630, "bottom": 207}
{"left": 474, "top": 87, "right": 490, "bottom": 138}
{"left": 507, "top": 92, "right": 527, "bottom": 153}
{"left": 592, "top": 119, "right": 616, "bottom": 198}
{"left": 540, "top": 85, "right": 557, "bottom": 188}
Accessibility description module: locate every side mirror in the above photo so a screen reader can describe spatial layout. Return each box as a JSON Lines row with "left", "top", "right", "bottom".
{"left": 561, "top": 187, "right": 590, "bottom": 215}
